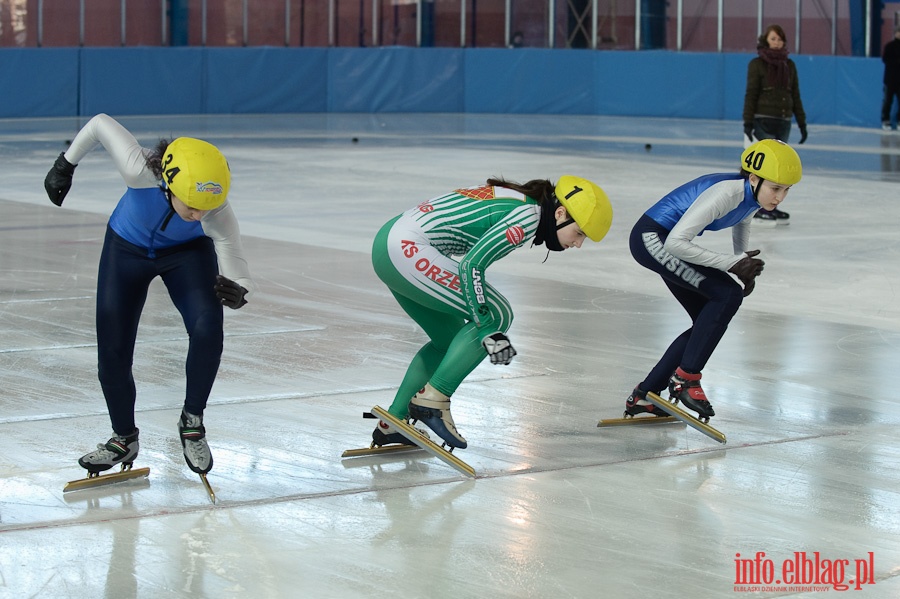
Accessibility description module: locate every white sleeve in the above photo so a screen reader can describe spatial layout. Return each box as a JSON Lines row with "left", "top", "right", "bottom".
{"left": 732, "top": 217, "right": 753, "bottom": 254}
{"left": 200, "top": 202, "right": 257, "bottom": 298}
{"left": 663, "top": 181, "right": 746, "bottom": 272}
{"left": 63, "top": 113, "right": 158, "bottom": 189}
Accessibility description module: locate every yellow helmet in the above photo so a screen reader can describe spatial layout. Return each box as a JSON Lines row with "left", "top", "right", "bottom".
{"left": 554, "top": 175, "right": 613, "bottom": 242}
{"left": 740, "top": 139, "right": 802, "bottom": 186}
{"left": 162, "top": 137, "right": 231, "bottom": 210}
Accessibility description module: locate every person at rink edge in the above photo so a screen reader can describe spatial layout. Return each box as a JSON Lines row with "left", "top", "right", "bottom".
{"left": 881, "top": 25, "right": 900, "bottom": 131}
{"left": 43, "top": 113, "right": 255, "bottom": 477}
{"left": 743, "top": 23, "right": 807, "bottom": 226}
{"left": 371, "top": 175, "right": 613, "bottom": 449}
{"left": 624, "top": 140, "right": 801, "bottom": 421}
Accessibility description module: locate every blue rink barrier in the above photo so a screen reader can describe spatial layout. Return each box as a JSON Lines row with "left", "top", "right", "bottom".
{"left": 0, "top": 47, "right": 882, "bottom": 127}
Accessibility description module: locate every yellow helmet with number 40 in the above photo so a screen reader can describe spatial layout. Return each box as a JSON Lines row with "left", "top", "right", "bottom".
{"left": 740, "top": 139, "right": 802, "bottom": 186}
{"left": 162, "top": 137, "right": 231, "bottom": 210}
{"left": 555, "top": 175, "right": 613, "bottom": 242}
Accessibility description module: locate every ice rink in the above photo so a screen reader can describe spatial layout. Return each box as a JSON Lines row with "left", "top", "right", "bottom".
{"left": 1, "top": 113, "right": 899, "bottom": 598}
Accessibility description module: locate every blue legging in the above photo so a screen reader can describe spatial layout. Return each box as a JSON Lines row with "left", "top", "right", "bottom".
{"left": 630, "top": 215, "right": 744, "bottom": 393}
{"left": 96, "top": 227, "right": 223, "bottom": 435}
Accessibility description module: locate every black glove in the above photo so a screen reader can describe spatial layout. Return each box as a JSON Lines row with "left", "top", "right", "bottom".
{"left": 214, "top": 275, "right": 248, "bottom": 309}
{"left": 743, "top": 122, "right": 754, "bottom": 143}
{"left": 798, "top": 124, "right": 808, "bottom": 144}
{"left": 741, "top": 278, "right": 755, "bottom": 297}
{"left": 482, "top": 332, "right": 517, "bottom": 365}
{"left": 44, "top": 152, "right": 77, "bottom": 206}
{"left": 729, "top": 250, "right": 764, "bottom": 284}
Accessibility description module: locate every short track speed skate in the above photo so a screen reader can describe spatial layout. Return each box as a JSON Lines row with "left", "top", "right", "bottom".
{"left": 369, "top": 406, "right": 475, "bottom": 478}
{"left": 599, "top": 386, "right": 684, "bottom": 429}
{"left": 65, "top": 431, "right": 150, "bottom": 493}
{"left": 64, "top": 464, "right": 151, "bottom": 493}
{"left": 179, "top": 410, "right": 217, "bottom": 504}
{"left": 341, "top": 412, "right": 425, "bottom": 459}
{"left": 645, "top": 391, "right": 726, "bottom": 444}
{"left": 597, "top": 414, "right": 683, "bottom": 428}
{"left": 341, "top": 445, "right": 423, "bottom": 458}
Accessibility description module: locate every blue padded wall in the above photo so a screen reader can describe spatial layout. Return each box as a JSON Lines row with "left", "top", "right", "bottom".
{"left": 463, "top": 49, "right": 595, "bottom": 114}
{"left": 0, "top": 47, "right": 884, "bottom": 127}
{"left": 0, "top": 49, "right": 79, "bottom": 117}
{"left": 206, "top": 48, "right": 329, "bottom": 114}
{"left": 328, "top": 47, "right": 464, "bottom": 113}
{"left": 594, "top": 51, "right": 724, "bottom": 119}
{"left": 80, "top": 48, "right": 206, "bottom": 116}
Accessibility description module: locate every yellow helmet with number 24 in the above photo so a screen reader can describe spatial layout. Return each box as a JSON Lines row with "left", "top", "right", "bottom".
{"left": 162, "top": 137, "right": 231, "bottom": 210}
{"left": 740, "top": 139, "right": 802, "bottom": 186}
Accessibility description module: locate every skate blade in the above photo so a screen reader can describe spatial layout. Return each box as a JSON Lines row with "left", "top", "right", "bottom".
{"left": 199, "top": 473, "right": 216, "bottom": 504}
{"left": 63, "top": 466, "right": 151, "bottom": 493}
{"left": 370, "top": 406, "right": 475, "bottom": 478}
{"left": 597, "top": 415, "right": 683, "bottom": 427}
{"left": 341, "top": 444, "right": 424, "bottom": 458}
{"left": 645, "top": 392, "right": 727, "bottom": 444}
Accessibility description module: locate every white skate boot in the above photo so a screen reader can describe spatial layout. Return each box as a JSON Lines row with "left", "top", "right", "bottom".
{"left": 78, "top": 429, "right": 140, "bottom": 473}
{"left": 178, "top": 410, "right": 213, "bottom": 474}
{"left": 407, "top": 384, "right": 467, "bottom": 449}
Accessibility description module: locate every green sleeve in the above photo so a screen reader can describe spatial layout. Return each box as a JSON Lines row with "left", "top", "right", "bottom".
{"left": 458, "top": 206, "right": 535, "bottom": 338}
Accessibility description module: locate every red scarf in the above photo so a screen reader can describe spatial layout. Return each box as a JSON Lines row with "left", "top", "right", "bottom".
{"left": 758, "top": 46, "right": 790, "bottom": 88}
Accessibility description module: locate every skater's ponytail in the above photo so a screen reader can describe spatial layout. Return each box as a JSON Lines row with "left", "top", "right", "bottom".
{"left": 487, "top": 177, "right": 562, "bottom": 253}
{"left": 146, "top": 139, "right": 171, "bottom": 180}
{"left": 486, "top": 177, "right": 556, "bottom": 207}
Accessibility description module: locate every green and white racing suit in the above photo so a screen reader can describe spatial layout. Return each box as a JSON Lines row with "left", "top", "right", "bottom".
{"left": 372, "top": 184, "right": 541, "bottom": 419}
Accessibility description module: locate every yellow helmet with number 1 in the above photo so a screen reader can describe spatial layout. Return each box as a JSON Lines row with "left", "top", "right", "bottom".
{"left": 162, "top": 137, "right": 231, "bottom": 210}
{"left": 554, "top": 175, "right": 613, "bottom": 242}
{"left": 740, "top": 139, "right": 802, "bottom": 186}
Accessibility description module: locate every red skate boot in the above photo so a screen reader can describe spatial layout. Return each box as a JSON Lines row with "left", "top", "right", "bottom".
{"left": 624, "top": 386, "right": 670, "bottom": 418}
{"left": 668, "top": 368, "right": 715, "bottom": 419}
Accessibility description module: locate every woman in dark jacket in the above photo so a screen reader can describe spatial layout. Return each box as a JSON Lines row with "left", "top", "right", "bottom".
{"left": 743, "top": 24, "right": 807, "bottom": 225}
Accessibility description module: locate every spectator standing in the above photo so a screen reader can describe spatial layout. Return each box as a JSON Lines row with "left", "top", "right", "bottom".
{"left": 743, "top": 24, "right": 807, "bottom": 226}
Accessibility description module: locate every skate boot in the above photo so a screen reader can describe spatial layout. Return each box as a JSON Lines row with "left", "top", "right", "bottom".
{"left": 372, "top": 419, "right": 431, "bottom": 447}
{"left": 78, "top": 429, "right": 140, "bottom": 473}
{"left": 624, "top": 386, "right": 669, "bottom": 418}
{"left": 407, "top": 384, "right": 467, "bottom": 449}
{"left": 668, "top": 367, "right": 715, "bottom": 419}
{"left": 178, "top": 410, "right": 213, "bottom": 474}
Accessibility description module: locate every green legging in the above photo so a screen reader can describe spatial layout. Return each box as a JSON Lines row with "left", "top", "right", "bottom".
{"left": 372, "top": 217, "right": 513, "bottom": 419}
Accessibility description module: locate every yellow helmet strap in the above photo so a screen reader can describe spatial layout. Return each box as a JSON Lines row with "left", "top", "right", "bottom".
{"left": 749, "top": 174, "right": 763, "bottom": 201}
{"left": 556, "top": 217, "right": 575, "bottom": 230}
{"left": 554, "top": 199, "right": 575, "bottom": 230}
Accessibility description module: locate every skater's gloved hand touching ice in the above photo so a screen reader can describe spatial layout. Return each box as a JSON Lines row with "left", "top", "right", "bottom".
{"left": 482, "top": 332, "right": 517, "bottom": 365}
{"left": 45, "top": 152, "right": 77, "bottom": 206}
{"left": 214, "top": 275, "right": 248, "bottom": 309}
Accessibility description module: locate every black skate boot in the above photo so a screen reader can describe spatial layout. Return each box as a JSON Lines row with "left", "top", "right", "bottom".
{"left": 668, "top": 368, "right": 715, "bottom": 419}
{"left": 372, "top": 418, "right": 432, "bottom": 447}
{"left": 624, "top": 386, "right": 669, "bottom": 418}
{"left": 407, "top": 384, "right": 467, "bottom": 449}
{"left": 179, "top": 410, "right": 213, "bottom": 474}
{"left": 78, "top": 429, "right": 140, "bottom": 473}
